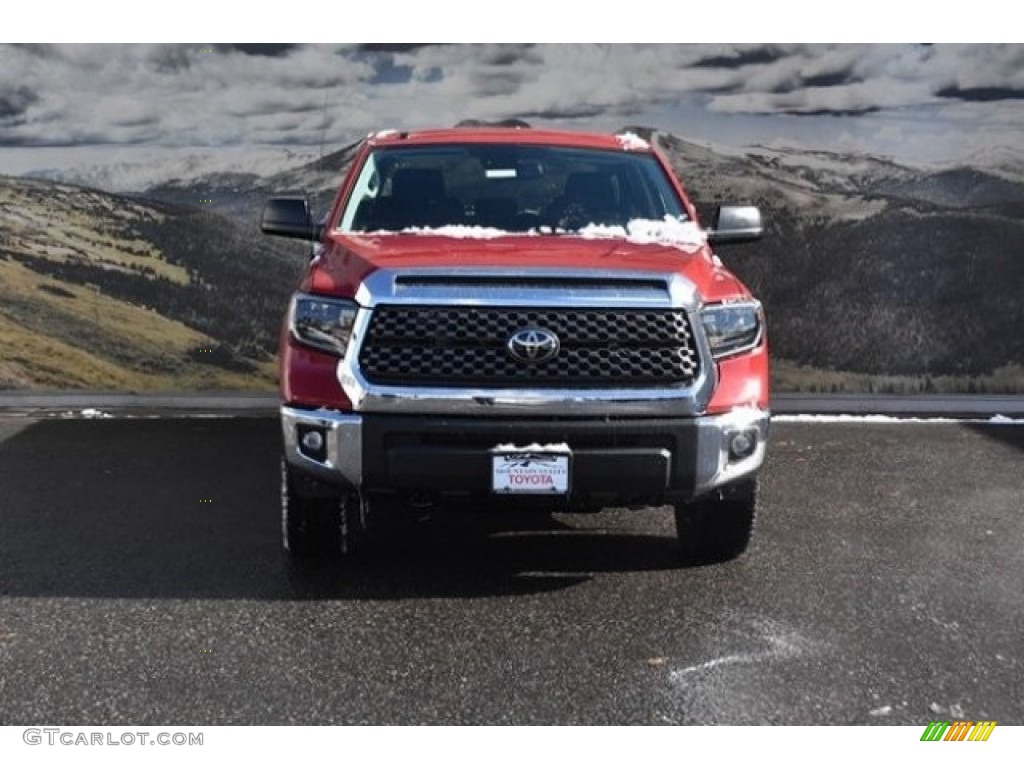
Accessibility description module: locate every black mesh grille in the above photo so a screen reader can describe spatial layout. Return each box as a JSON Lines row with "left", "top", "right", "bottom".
{"left": 359, "top": 306, "right": 700, "bottom": 387}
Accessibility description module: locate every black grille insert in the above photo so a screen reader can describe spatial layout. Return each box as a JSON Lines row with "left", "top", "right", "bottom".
{"left": 359, "top": 306, "right": 700, "bottom": 388}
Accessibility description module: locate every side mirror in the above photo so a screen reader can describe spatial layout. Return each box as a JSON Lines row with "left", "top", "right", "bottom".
{"left": 260, "top": 197, "right": 323, "bottom": 241}
{"left": 708, "top": 205, "right": 763, "bottom": 245}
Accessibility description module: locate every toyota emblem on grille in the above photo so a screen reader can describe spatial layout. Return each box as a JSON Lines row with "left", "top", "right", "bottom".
{"left": 507, "top": 328, "right": 560, "bottom": 364}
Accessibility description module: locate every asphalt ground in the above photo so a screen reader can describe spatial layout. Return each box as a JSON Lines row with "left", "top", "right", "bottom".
{"left": 0, "top": 416, "right": 1021, "bottom": 725}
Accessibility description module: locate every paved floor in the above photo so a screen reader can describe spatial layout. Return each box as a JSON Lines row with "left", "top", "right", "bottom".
{"left": 0, "top": 417, "right": 1021, "bottom": 724}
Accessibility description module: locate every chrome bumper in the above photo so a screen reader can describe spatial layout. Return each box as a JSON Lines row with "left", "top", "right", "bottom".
{"left": 281, "top": 405, "right": 768, "bottom": 498}
{"left": 281, "top": 406, "right": 364, "bottom": 489}
{"left": 691, "top": 406, "right": 770, "bottom": 495}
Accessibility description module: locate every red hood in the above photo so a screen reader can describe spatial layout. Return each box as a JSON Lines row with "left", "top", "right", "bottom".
{"left": 302, "top": 233, "right": 748, "bottom": 302}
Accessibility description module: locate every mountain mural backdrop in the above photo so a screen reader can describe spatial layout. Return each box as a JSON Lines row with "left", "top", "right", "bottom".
{"left": 2, "top": 125, "right": 1022, "bottom": 392}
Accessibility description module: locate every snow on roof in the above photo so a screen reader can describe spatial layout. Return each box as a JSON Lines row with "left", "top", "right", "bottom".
{"left": 616, "top": 132, "right": 651, "bottom": 151}
{"left": 367, "top": 127, "right": 629, "bottom": 151}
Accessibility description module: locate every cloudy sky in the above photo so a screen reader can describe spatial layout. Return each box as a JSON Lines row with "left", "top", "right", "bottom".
{"left": 1, "top": 44, "right": 1021, "bottom": 179}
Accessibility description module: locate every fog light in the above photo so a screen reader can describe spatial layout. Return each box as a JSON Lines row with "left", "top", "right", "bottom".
{"left": 302, "top": 430, "right": 324, "bottom": 452}
{"left": 728, "top": 430, "right": 757, "bottom": 461}
{"left": 298, "top": 426, "right": 327, "bottom": 461}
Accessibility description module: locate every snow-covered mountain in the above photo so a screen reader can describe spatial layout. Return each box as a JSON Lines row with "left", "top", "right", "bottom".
{"left": 25, "top": 146, "right": 320, "bottom": 193}
{"left": 140, "top": 141, "right": 362, "bottom": 226}
{"left": 962, "top": 145, "right": 1024, "bottom": 183}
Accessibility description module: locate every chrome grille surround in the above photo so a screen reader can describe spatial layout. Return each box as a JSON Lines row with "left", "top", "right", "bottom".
{"left": 360, "top": 306, "right": 700, "bottom": 387}
{"left": 338, "top": 267, "right": 716, "bottom": 416}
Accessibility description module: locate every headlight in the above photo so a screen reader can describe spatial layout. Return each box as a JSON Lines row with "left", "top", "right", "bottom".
{"left": 288, "top": 294, "right": 358, "bottom": 357}
{"left": 700, "top": 301, "right": 763, "bottom": 359}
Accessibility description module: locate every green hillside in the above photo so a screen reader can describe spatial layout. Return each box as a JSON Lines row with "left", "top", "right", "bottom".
{"left": 0, "top": 177, "right": 303, "bottom": 390}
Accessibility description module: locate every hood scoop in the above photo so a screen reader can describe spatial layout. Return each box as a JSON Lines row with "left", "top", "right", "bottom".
{"left": 358, "top": 268, "right": 697, "bottom": 309}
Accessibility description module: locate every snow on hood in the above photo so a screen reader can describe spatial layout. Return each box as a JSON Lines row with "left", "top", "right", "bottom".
{"left": 578, "top": 217, "right": 707, "bottom": 249}
{"left": 386, "top": 216, "right": 707, "bottom": 250}
{"left": 398, "top": 225, "right": 529, "bottom": 240}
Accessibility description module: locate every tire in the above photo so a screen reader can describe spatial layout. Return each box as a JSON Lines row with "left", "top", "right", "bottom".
{"left": 673, "top": 478, "right": 758, "bottom": 565}
{"left": 280, "top": 459, "right": 363, "bottom": 559}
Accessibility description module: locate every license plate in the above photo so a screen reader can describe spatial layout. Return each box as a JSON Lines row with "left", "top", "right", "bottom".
{"left": 492, "top": 450, "right": 570, "bottom": 495}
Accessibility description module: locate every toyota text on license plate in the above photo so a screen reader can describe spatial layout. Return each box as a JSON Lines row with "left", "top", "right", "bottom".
{"left": 492, "top": 451, "right": 570, "bottom": 495}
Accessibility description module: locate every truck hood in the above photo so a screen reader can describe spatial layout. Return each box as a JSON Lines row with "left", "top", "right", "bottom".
{"left": 303, "top": 232, "right": 748, "bottom": 302}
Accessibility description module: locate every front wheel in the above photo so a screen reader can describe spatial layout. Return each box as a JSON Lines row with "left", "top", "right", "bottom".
{"left": 673, "top": 478, "right": 758, "bottom": 565}
{"left": 281, "top": 459, "right": 364, "bottom": 558}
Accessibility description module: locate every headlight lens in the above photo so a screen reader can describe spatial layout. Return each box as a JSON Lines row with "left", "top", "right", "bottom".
{"left": 700, "top": 301, "right": 763, "bottom": 359}
{"left": 288, "top": 294, "right": 358, "bottom": 357}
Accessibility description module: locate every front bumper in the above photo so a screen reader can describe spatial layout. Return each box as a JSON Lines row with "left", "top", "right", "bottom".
{"left": 281, "top": 405, "right": 768, "bottom": 506}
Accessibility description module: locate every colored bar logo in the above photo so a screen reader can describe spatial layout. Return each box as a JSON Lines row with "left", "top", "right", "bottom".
{"left": 920, "top": 721, "right": 996, "bottom": 742}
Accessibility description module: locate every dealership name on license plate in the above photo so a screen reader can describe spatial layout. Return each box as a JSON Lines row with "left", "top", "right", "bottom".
{"left": 492, "top": 450, "right": 570, "bottom": 495}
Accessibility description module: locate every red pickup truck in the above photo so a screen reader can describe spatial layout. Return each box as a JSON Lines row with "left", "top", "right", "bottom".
{"left": 261, "top": 127, "right": 768, "bottom": 564}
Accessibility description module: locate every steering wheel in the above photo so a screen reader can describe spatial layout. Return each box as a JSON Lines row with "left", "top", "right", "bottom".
{"left": 550, "top": 201, "right": 592, "bottom": 231}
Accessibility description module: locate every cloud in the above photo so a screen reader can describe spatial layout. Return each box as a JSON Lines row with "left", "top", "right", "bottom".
{"left": 478, "top": 44, "right": 540, "bottom": 68}
{"left": 518, "top": 105, "right": 607, "bottom": 120}
{"left": 691, "top": 45, "right": 789, "bottom": 69}
{"left": 0, "top": 44, "right": 1020, "bottom": 166}
{"left": 0, "top": 44, "right": 373, "bottom": 147}
{"left": 0, "top": 86, "right": 38, "bottom": 122}
{"left": 936, "top": 85, "right": 1024, "bottom": 102}
{"left": 214, "top": 44, "right": 299, "bottom": 57}
{"left": 355, "top": 44, "right": 436, "bottom": 54}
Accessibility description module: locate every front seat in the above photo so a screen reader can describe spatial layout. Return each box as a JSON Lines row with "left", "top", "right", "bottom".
{"left": 545, "top": 171, "right": 621, "bottom": 229}
{"left": 384, "top": 168, "right": 462, "bottom": 229}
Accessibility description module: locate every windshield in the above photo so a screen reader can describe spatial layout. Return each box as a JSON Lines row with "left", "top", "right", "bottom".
{"left": 337, "top": 144, "right": 688, "bottom": 234}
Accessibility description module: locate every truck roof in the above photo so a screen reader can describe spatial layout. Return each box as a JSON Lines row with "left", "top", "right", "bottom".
{"left": 364, "top": 127, "right": 653, "bottom": 152}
